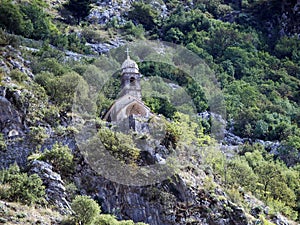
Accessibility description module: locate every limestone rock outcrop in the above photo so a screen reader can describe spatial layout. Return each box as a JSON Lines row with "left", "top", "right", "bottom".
{"left": 29, "top": 160, "right": 71, "bottom": 214}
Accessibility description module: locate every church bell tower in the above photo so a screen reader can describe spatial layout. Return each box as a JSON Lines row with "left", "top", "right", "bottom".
{"left": 120, "top": 49, "right": 142, "bottom": 99}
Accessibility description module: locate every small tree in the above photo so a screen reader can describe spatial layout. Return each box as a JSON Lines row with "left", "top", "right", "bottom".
{"left": 71, "top": 195, "right": 101, "bottom": 225}
{"left": 39, "top": 143, "right": 74, "bottom": 177}
{"left": 63, "top": 0, "right": 91, "bottom": 24}
{"left": 128, "top": 2, "right": 159, "bottom": 30}
{"left": 0, "top": 164, "right": 45, "bottom": 205}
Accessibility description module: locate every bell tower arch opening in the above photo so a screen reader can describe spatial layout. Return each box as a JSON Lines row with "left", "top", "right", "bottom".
{"left": 130, "top": 77, "right": 136, "bottom": 86}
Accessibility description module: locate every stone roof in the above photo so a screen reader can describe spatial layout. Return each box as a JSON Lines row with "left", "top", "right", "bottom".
{"left": 121, "top": 56, "right": 139, "bottom": 74}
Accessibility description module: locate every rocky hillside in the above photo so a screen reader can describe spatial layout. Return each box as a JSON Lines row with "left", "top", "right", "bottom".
{"left": 0, "top": 0, "right": 300, "bottom": 225}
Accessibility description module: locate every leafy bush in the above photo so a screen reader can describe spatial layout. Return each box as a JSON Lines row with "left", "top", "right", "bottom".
{"left": 67, "top": 33, "right": 92, "bottom": 54}
{"left": 82, "top": 26, "right": 109, "bottom": 43}
{"left": 139, "top": 62, "right": 208, "bottom": 113}
{"left": 33, "top": 58, "right": 68, "bottom": 76}
{"left": 226, "top": 157, "right": 258, "bottom": 191}
{"left": 0, "top": 164, "right": 45, "bottom": 205}
{"left": 28, "top": 126, "right": 49, "bottom": 145}
{"left": 39, "top": 143, "right": 74, "bottom": 177}
{"left": 65, "top": 182, "right": 78, "bottom": 201}
{"left": 274, "top": 36, "right": 300, "bottom": 60}
{"left": 0, "top": 133, "right": 6, "bottom": 151}
{"left": 278, "top": 135, "right": 300, "bottom": 166}
{"left": 36, "top": 71, "right": 91, "bottom": 111}
{"left": 97, "top": 128, "right": 140, "bottom": 164}
{"left": 0, "top": 28, "right": 19, "bottom": 47}
{"left": 122, "top": 21, "right": 145, "bottom": 40}
{"left": 0, "top": 0, "right": 57, "bottom": 40}
{"left": 144, "top": 96, "right": 177, "bottom": 119}
{"left": 20, "top": 1, "right": 57, "bottom": 40}
{"left": 63, "top": 0, "right": 91, "bottom": 25}
{"left": 9, "top": 69, "right": 27, "bottom": 83}
{"left": 128, "top": 2, "right": 159, "bottom": 30}
{"left": 68, "top": 196, "right": 149, "bottom": 225}
{"left": 95, "top": 214, "right": 119, "bottom": 225}
{"left": 0, "top": 0, "right": 26, "bottom": 35}
{"left": 71, "top": 195, "right": 101, "bottom": 225}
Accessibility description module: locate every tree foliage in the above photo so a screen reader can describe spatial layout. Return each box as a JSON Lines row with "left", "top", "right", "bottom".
{"left": 39, "top": 143, "right": 74, "bottom": 177}
{"left": 71, "top": 195, "right": 101, "bottom": 225}
{"left": 128, "top": 2, "right": 159, "bottom": 30}
{"left": 63, "top": 0, "right": 91, "bottom": 24}
{"left": 0, "top": 164, "right": 45, "bottom": 205}
{"left": 0, "top": 0, "right": 56, "bottom": 39}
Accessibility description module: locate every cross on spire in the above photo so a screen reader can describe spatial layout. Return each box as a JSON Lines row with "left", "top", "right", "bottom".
{"left": 125, "top": 47, "right": 131, "bottom": 59}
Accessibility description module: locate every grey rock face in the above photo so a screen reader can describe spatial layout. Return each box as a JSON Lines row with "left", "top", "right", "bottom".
{"left": 271, "top": 214, "right": 290, "bottom": 225}
{"left": 87, "top": 38, "right": 126, "bottom": 54}
{"left": 0, "top": 94, "right": 23, "bottom": 137}
{"left": 87, "top": 0, "right": 131, "bottom": 25}
{"left": 1, "top": 45, "right": 34, "bottom": 78}
{"left": 74, "top": 153, "right": 249, "bottom": 225}
{"left": 29, "top": 160, "right": 71, "bottom": 214}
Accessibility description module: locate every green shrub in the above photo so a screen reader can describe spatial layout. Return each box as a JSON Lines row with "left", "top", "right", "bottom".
{"left": 0, "top": 0, "right": 26, "bottom": 35}
{"left": 0, "top": 70, "right": 3, "bottom": 84}
{"left": 36, "top": 71, "right": 91, "bottom": 111}
{"left": 97, "top": 128, "right": 140, "bottom": 165}
{"left": 259, "top": 215, "right": 276, "bottom": 225}
{"left": 29, "top": 126, "right": 49, "bottom": 145}
{"left": 0, "top": 28, "right": 19, "bottom": 47}
{"left": 55, "top": 71, "right": 90, "bottom": 111}
{"left": 226, "top": 158, "right": 258, "bottom": 192}
{"left": 122, "top": 21, "right": 145, "bottom": 40}
{"left": 0, "top": 0, "right": 57, "bottom": 40}
{"left": 128, "top": 2, "right": 159, "bottom": 30}
{"left": 82, "top": 26, "right": 109, "bottom": 43}
{"left": 71, "top": 195, "right": 101, "bottom": 225}
{"left": 0, "top": 164, "right": 45, "bottom": 205}
{"left": 267, "top": 199, "right": 298, "bottom": 221}
{"left": 20, "top": 1, "right": 56, "bottom": 40}
{"left": 95, "top": 214, "right": 119, "bottom": 225}
{"left": 95, "top": 214, "right": 148, "bottom": 225}
{"left": 0, "top": 133, "right": 6, "bottom": 151}
{"left": 63, "top": 0, "right": 91, "bottom": 24}
{"left": 33, "top": 58, "right": 68, "bottom": 76}
{"left": 65, "top": 182, "right": 78, "bottom": 201}
{"left": 144, "top": 96, "right": 177, "bottom": 119}
{"left": 39, "top": 143, "right": 74, "bottom": 177}
{"left": 9, "top": 69, "right": 27, "bottom": 83}
{"left": 226, "top": 188, "right": 243, "bottom": 204}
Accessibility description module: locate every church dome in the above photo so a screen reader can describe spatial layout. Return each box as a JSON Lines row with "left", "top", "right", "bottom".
{"left": 121, "top": 56, "right": 139, "bottom": 74}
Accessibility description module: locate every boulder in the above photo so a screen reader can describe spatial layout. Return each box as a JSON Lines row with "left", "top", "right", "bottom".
{"left": 0, "top": 96, "right": 23, "bottom": 136}
{"left": 29, "top": 160, "right": 71, "bottom": 214}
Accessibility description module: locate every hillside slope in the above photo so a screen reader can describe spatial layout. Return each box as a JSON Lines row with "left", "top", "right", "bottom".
{"left": 0, "top": 0, "right": 300, "bottom": 224}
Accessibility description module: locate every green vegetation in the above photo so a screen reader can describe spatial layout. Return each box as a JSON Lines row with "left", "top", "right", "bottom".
{"left": 207, "top": 143, "right": 300, "bottom": 220}
{"left": 0, "top": 0, "right": 55, "bottom": 40}
{"left": 97, "top": 128, "right": 140, "bottom": 165}
{"left": 0, "top": 0, "right": 300, "bottom": 223}
{"left": 71, "top": 195, "right": 101, "bottom": 225}
{"left": 128, "top": 2, "right": 159, "bottom": 31}
{"left": 67, "top": 195, "right": 148, "bottom": 225}
{"left": 38, "top": 143, "right": 75, "bottom": 177}
{"left": 63, "top": 0, "right": 91, "bottom": 25}
{"left": 0, "top": 28, "right": 19, "bottom": 47}
{"left": 0, "top": 133, "right": 6, "bottom": 151}
{"left": 0, "top": 164, "right": 45, "bottom": 205}
{"left": 28, "top": 126, "right": 49, "bottom": 145}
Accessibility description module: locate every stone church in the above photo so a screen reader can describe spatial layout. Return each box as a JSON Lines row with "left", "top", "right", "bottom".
{"left": 103, "top": 51, "right": 151, "bottom": 131}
